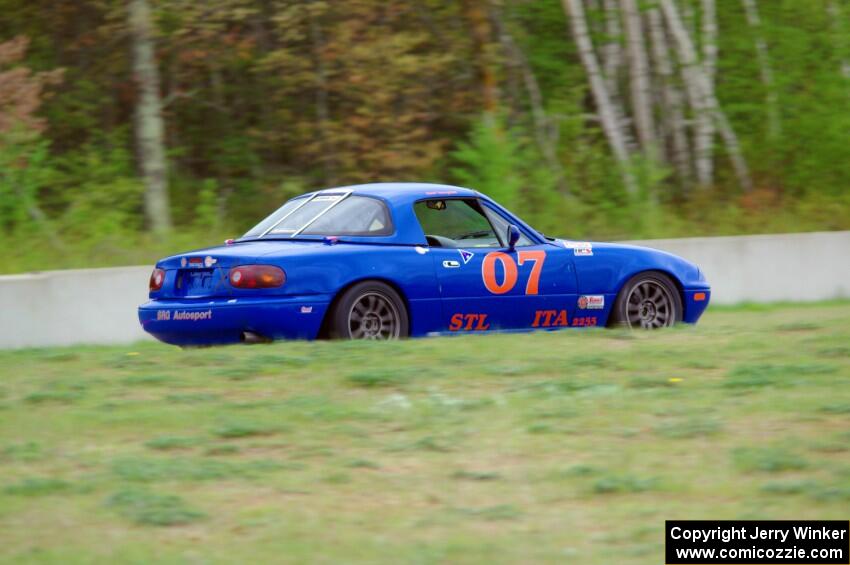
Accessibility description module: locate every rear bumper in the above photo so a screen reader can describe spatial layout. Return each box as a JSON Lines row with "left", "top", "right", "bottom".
{"left": 682, "top": 288, "right": 711, "bottom": 324}
{"left": 138, "top": 296, "right": 330, "bottom": 346}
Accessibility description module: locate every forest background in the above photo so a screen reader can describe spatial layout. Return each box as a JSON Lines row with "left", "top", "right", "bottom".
{"left": 1, "top": 0, "right": 848, "bottom": 273}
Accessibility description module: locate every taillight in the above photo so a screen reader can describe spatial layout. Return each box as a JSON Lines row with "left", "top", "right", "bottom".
{"left": 149, "top": 268, "right": 166, "bottom": 292}
{"left": 229, "top": 265, "right": 285, "bottom": 289}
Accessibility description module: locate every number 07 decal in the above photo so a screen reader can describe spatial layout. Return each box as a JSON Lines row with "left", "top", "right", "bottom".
{"left": 482, "top": 250, "right": 547, "bottom": 295}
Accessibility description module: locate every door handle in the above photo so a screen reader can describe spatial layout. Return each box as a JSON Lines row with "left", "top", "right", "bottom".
{"left": 442, "top": 260, "right": 460, "bottom": 268}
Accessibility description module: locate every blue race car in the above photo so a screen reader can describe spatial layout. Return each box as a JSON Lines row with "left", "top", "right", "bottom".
{"left": 139, "top": 183, "right": 710, "bottom": 346}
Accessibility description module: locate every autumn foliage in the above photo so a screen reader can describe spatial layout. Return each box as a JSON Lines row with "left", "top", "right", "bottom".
{"left": 0, "top": 1, "right": 848, "bottom": 272}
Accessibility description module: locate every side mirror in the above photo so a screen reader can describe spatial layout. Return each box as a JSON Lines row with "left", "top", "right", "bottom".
{"left": 506, "top": 224, "right": 521, "bottom": 251}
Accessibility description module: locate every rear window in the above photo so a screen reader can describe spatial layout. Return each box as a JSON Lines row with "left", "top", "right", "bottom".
{"left": 267, "top": 195, "right": 346, "bottom": 235}
{"left": 242, "top": 197, "right": 306, "bottom": 238}
{"left": 242, "top": 194, "right": 393, "bottom": 238}
{"left": 301, "top": 196, "right": 392, "bottom": 236}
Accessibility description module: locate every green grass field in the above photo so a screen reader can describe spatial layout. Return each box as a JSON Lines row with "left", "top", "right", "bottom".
{"left": 0, "top": 303, "right": 848, "bottom": 564}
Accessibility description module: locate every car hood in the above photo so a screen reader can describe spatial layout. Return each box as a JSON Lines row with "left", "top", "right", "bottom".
{"left": 555, "top": 238, "right": 706, "bottom": 290}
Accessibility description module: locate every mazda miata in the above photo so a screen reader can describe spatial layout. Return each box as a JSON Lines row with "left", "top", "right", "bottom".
{"left": 139, "top": 183, "right": 710, "bottom": 345}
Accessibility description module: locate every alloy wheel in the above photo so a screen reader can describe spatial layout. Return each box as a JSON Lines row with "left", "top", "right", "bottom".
{"left": 625, "top": 280, "right": 676, "bottom": 329}
{"left": 347, "top": 292, "right": 401, "bottom": 339}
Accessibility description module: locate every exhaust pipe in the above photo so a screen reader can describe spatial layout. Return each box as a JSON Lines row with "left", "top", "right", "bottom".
{"left": 241, "top": 331, "right": 271, "bottom": 344}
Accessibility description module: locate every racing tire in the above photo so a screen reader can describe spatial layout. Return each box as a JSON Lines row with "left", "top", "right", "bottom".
{"left": 609, "top": 272, "right": 683, "bottom": 329}
{"left": 330, "top": 281, "right": 409, "bottom": 340}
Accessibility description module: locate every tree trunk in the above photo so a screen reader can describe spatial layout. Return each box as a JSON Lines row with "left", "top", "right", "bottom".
{"left": 562, "top": 0, "right": 637, "bottom": 194}
{"left": 621, "top": 0, "right": 657, "bottom": 155}
{"left": 695, "top": 0, "right": 717, "bottom": 183}
{"left": 129, "top": 0, "right": 171, "bottom": 234}
{"left": 602, "top": 0, "right": 622, "bottom": 99}
{"left": 740, "top": 0, "right": 781, "bottom": 139}
{"left": 647, "top": 7, "right": 692, "bottom": 184}
{"left": 701, "top": 0, "right": 717, "bottom": 82}
{"left": 599, "top": 0, "right": 635, "bottom": 153}
{"left": 680, "top": 0, "right": 697, "bottom": 42}
{"left": 660, "top": 0, "right": 753, "bottom": 192}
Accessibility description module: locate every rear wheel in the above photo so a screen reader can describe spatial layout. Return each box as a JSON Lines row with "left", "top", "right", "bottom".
{"left": 330, "top": 281, "right": 409, "bottom": 340}
{"left": 610, "top": 272, "right": 682, "bottom": 329}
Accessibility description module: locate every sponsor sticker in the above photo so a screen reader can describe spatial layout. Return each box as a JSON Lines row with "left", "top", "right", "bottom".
{"left": 449, "top": 313, "right": 490, "bottom": 331}
{"left": 174, "top": 310, "right": 212, "bottom": 322}
{"left": 573, "top": 243, "right": 593, "bottom": 256}
{"left": 300, "top": 306, "right": 313, "bottom": 314}
{"left": 578, "top": 295, "right": 605, "bottom": 310}
{"left": 158, "top": 310, "right": 212, "bottom": 321}
{"left": 459, "top": 249, "right": 475, "bottom": 264}
{"left": 559, "top": 240, "right": 594, "bottom": 256}
{"left": 532, "top": 310, "right": 569, "bottom": 328}
{"left": 204, "top": 256, "right": 217, "bottom": 267}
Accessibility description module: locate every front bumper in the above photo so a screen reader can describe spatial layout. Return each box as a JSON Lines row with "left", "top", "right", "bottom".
{"left": 138, "top": 296, "right": 330, "bottom": 346}
{"left": 682, "top": 288, "right": 711, "bottom": 324}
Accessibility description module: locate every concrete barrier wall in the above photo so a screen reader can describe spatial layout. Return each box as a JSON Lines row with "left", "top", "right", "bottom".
{"left": 0, "top": 266, "right": 153, "bottom": 349}
{"left": 0, "top": 231, "right": 848, "bottom": 349}
{"left": 624, "top": 231, "right": 850, "bottom": 305}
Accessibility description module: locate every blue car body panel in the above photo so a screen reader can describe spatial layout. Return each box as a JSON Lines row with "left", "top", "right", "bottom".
{"left": 139, "top": 183, "right": 710, "bottom": 345}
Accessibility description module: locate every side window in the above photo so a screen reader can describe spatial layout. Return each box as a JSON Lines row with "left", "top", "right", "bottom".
{"left": 483, "top": 206, "right": 534, "bottom": 247}
{"left": 414, "top": 199, "right": 501, "bottom": 248}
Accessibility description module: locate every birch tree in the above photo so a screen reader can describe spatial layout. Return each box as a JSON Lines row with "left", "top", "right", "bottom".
{"left": 647, "top": 8, "right": 692, "bottom": 183}
{"left": 601, "top": 0, "right": 636, "bottom": 153}
{"left": 562, "top": 0, "right": 637, "bottom": 194}
{"left": 741, "top": 0, "right": 781, "bottom": 139}
{"left": 696, "top": 0, "right": 717, "bottom": 183}
{"left": 602, "top": 0, "right": 623, "bottom": 99}
{"left": 129, "top": 0, "right": 171, "bottom": 234}
{"left": 660, "top": 0, "right": 753, "bottom": 191}
{"left": 701, "top": 0, "right": 717, "bottom": 82}
{"left": 621, "top": 0, "right": 657, "bottom": 155}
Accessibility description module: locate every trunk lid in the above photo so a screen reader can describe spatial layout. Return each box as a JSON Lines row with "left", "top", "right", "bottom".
{"left": 155, "top": 240, "right": 325, "bottom": 298}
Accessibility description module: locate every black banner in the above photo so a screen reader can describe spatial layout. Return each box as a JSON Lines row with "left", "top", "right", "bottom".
{"left": 666, "top": 520, "right": 849, "bottom": 564}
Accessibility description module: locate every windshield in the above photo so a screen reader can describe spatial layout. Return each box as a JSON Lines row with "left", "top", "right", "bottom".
{"left": 242, "top": 194, "right": 393, "bottom": 238}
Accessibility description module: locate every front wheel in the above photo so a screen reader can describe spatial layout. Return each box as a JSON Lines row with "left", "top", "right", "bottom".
{"left": 330, "top": 281, "right": 409, "bottom": 340}
{"left": 610, "top": 272, "right": 682, "bottom": 329}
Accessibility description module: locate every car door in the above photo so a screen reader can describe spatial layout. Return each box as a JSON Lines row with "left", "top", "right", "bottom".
{"left": 413, "top": 198, "right": 578, "bottom": 333}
